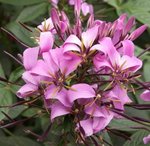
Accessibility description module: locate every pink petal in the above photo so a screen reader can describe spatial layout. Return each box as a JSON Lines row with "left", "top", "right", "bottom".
{"left": 108, "top": 85, "right": 132, "bottom": 110}
{"left": 121, "top": 40, "right": 135, "bottom": 57}
{"left": 82, "top": 26, "right": 98, "bottom": 48}
{"left": 43, "top": 52, "right": 59, "bottom": 75}
{"left": 63, "top": 44, "right": 81, "bottom": 54}
{"left": 31, "top": 60, "right": 52, "bottom": 78}
{"left": 99, "top": 37, "right": 120, "bottom": 66}
{"left": 17, "top": 83, "right": 38, "bottom": 98}
{"left": 68, "top": 83, "right": 95, "bottom": 103}
{"left": 93, "top": 110, "right": 114, "bottom": 133}
{"left": 37, "top": 17, "right": 54, "bottom": 32}
{"left": 120, "top": 55, "right": 142, "bottom": 72}
{"left": 81, "top": 2, "right": 93, "bottom": 16}
{"left": 64, "top": 34, "right": 82, "bottom": 46}
{"left": 59, "top": 53, "right": 81, "bottom": 76}
{"left": 93, "top": 54, "right": 113, "bottom": 70}
{"left": 50, "top": 47, "right": 81, "bottom": 76}
{"left": 45, "top": 85, "right": 71, "bottom": 107}
{"left": 23, "top": 47, "right": 39, "bottom": 70}
{"left": 39, "top": 32, "right": 54, "bottom": 53}
{"left": 22, "top": 71, "right": 38, "bottom": 85}
{"left": 85, "top": 103, "right": 105, "bottom": 117}
{"left": 140, "top": 90, "right": 150, "bottom": 101}
{"left": 79, "top": 118, "right": 93, "bottom": 136}
{"left": 143, "top": 134, "right": 150, "bottom": 144}
{"left": 50, "top": 102, "right": 71, "bottom": 121}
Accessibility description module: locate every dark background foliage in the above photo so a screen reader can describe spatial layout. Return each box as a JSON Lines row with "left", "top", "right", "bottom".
{"left": 0, "top": 0, "right": 150, "bottom": 145}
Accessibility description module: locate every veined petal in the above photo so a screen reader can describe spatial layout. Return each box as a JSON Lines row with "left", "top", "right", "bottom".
{"left": 93, "top": 54, "right": 113, "bottom": 70}
{"left": 45, "top": 85, "right": 71, "bottom": 107}
{"left": 50, "top": 47, "right": 81, "bottom": 76}
{"left": 31, "top": 60, "right": 52, "bottom": 78}
{"left": 79, "top": 118, "right": 93, "bottom": 137}
{"left": 50, "top": 102, "right": 71, "bottom": 121}
{"left": 99, "top": 37, "right": 121, "bottom": 67}
{"left": 93, "top": 110, "right": 114, "bottom": 133}
{"left": 39, "top": 32, "right": 54, "bottom": 53}
{"left": 68, "top": 83, "right": 95, "bottom": 103}
{"left": 43, "top": 52, "right": 59, "bottom": 74}
{"left": 120, "top": 55, "right": 142, "bottom": 72}
{"left": 121, "top": 40, "right": 135, "bottom": 57}
{"left": 85, "top": 103, "right": 105, "bottom": 117}
{"left": 63, "top": 44, "right": 81, "bottom": 54}
{"left": 22, "top": 71, "right": 38, "bottom": 85}
{"left": 108, "top": 85, "right": 132, "bottom": 110}
{"left": 82, "top": 26, "right": 98, "bottom": 48}
{"left": 64, "top": 34, "right": 82, "bottom": 46}
{"left": 23, "top": 47, "right": 39, "bottom": 70}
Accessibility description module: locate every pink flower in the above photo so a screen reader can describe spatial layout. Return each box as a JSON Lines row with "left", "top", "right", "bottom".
{"left": 31, "top": 47, "right": 81, "bottom": 105}
{"left": 37, "top": 17, "right": 55, "bottom": 32}
{"left": 63, "top": 25, "right": 99, "bottom": 60}
{"left": 79, "top": 107, "right": 114, "bottom": 137}
{"left": 94, "top": 37, "right": 142, "bottom": 76}
{"left": 17, "top": 48, "right": 40, "bottom": 98}
{"left": 50, "top": 83, "right": 96, "bottom": 120}
{"left": 107, "top": 85, "right": 132, "bottom": 110}
{"left": 140, "top": 90, "right": 150, "bottom": 101}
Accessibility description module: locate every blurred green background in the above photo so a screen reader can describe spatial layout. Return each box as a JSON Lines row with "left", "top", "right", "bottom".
{"left": 0, "top": 0, "right": 150, "bottom": 146}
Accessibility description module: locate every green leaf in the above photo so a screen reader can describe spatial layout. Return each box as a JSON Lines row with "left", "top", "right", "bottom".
{"left": 6, "top": 22, "right": 35, "bottom": 47}
{"left": 8, "top": 105, "right": 27, "bottom": 119}
{"left": 16, "top": 3, "right": 49, "bottom": 23}
{"left": 22, "top": 107, "right": 40, "bottom": 117}
{"left": 0, "top": 63, "right": 5, "bottom": 79}
{"left": 109, "top": 119, "right": 141, "bottom": 131}
{"left": 102, "top": 131, "right": 113, "bottom": 145}
{"left": 0, "top": 136, "right": 43, "bottom": 146}
{"left": 0, "top": 0, "right": 47, "bottom": 6}
{"left": 0, "top": 88, "right": 14, "bottom": 120}
{"left": 144, "top": 60, "right": 150, "bottom": 81}
{"left": 9, "top": 67, "right": 23, "bottom": 82}
{"left": 123, "top": 130, "right": 149, "bottom": 146}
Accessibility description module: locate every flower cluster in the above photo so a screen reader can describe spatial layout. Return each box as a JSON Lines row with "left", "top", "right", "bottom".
{"left": 17, "top": 0, "right": 149, "bottom": 141}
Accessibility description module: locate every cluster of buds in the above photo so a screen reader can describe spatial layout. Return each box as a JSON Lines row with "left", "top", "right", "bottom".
{"left": 16, "top": 0, "right": 150, "bottom": 144}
